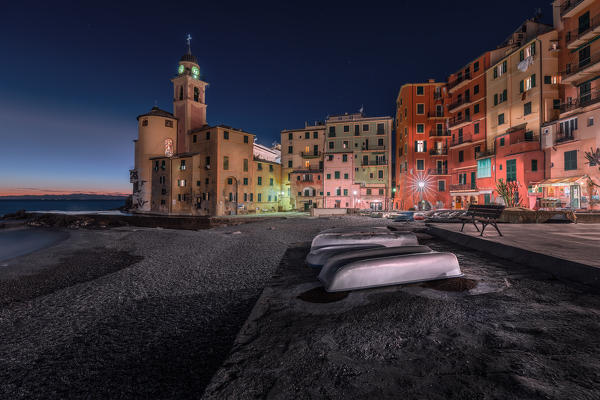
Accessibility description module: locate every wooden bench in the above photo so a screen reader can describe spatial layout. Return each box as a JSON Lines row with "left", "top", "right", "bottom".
{"left": 459, "top": 204, "right": 505, "bottom": 236}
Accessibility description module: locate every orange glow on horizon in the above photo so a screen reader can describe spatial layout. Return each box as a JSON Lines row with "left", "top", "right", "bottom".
{"left": 0, "top": 188, "right": 130, "bottom": 197}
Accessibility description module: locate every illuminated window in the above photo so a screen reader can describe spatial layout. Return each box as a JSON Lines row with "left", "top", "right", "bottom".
{"left": 305, "top": 160, "right": 310, "bottom": 168}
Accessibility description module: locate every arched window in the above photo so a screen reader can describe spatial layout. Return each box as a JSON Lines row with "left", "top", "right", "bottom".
{"left": 179, "top": 86, "right": 183, "bottom": 100}
{"left": 194, "top": 87, "right": 199, "bottom": 102}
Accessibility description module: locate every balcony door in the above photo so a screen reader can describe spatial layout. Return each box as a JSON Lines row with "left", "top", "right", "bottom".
{"left": 437, "top": 160, "right": 444, "bottom": 174}
{"left": 579, "top": 81, "right": 591, "bottom": 105}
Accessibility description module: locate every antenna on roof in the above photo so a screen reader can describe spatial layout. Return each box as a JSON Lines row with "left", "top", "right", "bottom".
{"left": 186, "top": 34, "right": 192, "bottom": 54}
{"left": 533, "top": 8, "right": 542, "bottom": 21}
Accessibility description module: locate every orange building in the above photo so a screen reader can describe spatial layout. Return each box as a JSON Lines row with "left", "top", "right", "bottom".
{"left": 447, "top": 53, "right": 495, "bottom": 209}
{"left": 395, "top": 81, "right": 450, "bottom": 210}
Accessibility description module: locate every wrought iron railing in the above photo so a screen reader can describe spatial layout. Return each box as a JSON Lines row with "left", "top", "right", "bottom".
{"left": 429, "top": 148, "right": 448, "bottom": 155}
{"left": 560, "top": 0, "right": 585, "bottom": 16}
{"left": 566, "top": 14, "right": 600, "bottom": 45}
{"left": 560, "top": 89, "right": 600, "bottom": 113}
{"left": 448, "top": 115, "right": 472, "bottom": 128}
{"left": 427, "top": 168, "right": 448, "bottom": 175}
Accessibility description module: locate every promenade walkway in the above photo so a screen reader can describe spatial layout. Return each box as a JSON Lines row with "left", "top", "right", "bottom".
{"left": 428, "top": 223, "right": 600, "bottom": 287}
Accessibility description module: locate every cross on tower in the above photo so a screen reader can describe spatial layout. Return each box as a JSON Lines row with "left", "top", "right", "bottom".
{"left": 186, "top": 34, "right": 192, "bottom": 53}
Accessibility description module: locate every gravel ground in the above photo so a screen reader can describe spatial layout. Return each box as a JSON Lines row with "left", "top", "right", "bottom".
{"left": 203, "top": 236, "right": 600, "bottom": 400}
{"left": 0, "top": 216, "right": 391, "bottom": 399}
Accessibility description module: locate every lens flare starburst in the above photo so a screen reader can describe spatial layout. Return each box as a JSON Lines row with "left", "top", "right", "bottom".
{"left": 408, "top": 172, "right": 434, "bottom": 197}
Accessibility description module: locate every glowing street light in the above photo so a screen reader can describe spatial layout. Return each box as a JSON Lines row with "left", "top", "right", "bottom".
{"left": 418, "top": 181, "right": 426, "bottom": 189}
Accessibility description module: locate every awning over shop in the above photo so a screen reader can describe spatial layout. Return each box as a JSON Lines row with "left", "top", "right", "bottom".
{"left": 531, "top": 175, "right": 589, "bottom": 187}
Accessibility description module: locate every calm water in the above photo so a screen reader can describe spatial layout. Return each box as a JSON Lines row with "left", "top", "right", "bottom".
{"left": 0, "top": 199, "right": 126, "bottom": 217}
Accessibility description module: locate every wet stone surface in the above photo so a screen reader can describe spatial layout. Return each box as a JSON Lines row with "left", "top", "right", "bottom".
{"left": 203, "top": 236, "right": 600, "bottom": 400}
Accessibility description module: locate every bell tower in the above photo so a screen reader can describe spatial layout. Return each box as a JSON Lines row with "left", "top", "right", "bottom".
{"left": 171, "top": 34, "right": 208, "bottom": 154}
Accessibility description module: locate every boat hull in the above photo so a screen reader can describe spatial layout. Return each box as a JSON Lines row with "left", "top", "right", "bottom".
{"left": 319, "top": 251, "right": 462, "bottom": 292}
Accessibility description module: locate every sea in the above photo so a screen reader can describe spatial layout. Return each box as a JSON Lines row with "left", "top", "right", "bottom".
{"left": 0, "top": 199, "right": 126, "bottom": 217}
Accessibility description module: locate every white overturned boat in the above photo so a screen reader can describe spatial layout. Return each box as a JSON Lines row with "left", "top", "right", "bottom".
{"left": 307, "top": 244, "right": 432, "bottom": 268}
{"left": 311, "top": 230, "right": 418, "bottom": 251}
{"left": 318, "top": 247, "right": 462, "bottom": 292}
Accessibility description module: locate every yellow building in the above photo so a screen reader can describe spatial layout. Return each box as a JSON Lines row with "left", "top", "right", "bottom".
{"left": 485, "top": 27, "right": 559, "bottom": 150}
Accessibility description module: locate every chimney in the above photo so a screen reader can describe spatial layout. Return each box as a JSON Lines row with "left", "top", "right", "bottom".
{"left": 428, "top": 79, "right": 435, "bottom": 83}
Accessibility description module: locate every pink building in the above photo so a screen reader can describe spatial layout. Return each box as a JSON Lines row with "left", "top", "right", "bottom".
{"left": 323, "top": 152, "right": 360, "bottom": 208}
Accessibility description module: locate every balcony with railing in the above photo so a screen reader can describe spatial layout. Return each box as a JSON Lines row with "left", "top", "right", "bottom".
{"left": 301, "top": 151, "right": 322, "bottom": 158}
{"left": 566, "top": 14, "right": 600, "bottom": 49}
{"left": 562, "top": 49, "right": 600, "bottom": 84}
{"left": 447, "top": 96, "right": 473, "bottom": 112}
{"left": 560, "top": 0, "right": 593, "bottom": 17}
{"left": 429, "top": 148, "right": 448, "bottom": 156}
{"left": 450, "top": 133, "right": 474, "bottom": 147}
{"left": 449, "top": 183, "right": 478, "bottom": 192}
{"left": 448, "top": 73, "right": 472, "bottom": 93}
{"left": 361, "top": 159, "right": 388, "bottom": 166}
{"left": 475, "top": 149, "right": 495, "bottom": 159}
{"left": 427, "top": 168, "right": 449, "bottom": 175}
{"left": 448, "top": 114, "right": 472, "bottom": 129}
{"left": 361, "top": 145, "right": 387, "bottom": 151}
{"left": 560, "top": 88, "right": 600, "bottom": 114}
{"left": 427, "top": 111, "right": 446, "bottom": 119}
{"left": 429, "top": 129, "right": 451, "bottom": 137}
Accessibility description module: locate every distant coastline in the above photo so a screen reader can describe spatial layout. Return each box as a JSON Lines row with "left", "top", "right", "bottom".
{"left": 0, "top": 198, "right": 128, "bottom": 217}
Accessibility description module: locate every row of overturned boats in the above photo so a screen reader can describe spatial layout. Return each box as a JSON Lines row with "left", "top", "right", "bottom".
{"left": 307, "top": 226, "right": 463, "bottom": 292}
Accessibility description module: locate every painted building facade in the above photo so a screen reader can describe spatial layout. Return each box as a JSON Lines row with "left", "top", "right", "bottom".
{"left": 281, "top": 113, "right": 393, "bottom": 211}
{"left": 395, "top": 81, "right": 450, "bottom": 210}
{"left": 536, "top": 0, "right": 600, "bottom": 210}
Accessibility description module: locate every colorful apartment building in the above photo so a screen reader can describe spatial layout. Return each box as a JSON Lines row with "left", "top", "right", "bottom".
{"left": 395, "top": 81, "right": 450, "bottom": 210}
{"left": 280, "top": 123, "right": 326, "bottom": 211}
{"left": 536, "top": 0, "right": 600, "bottom": 210}
{"left": 480, "top": 24, "right": 558, "bottom": 208}
{"left": 325, "top": 113, "right": 393, "bottom": 210}
{"left": 281, "top": 112, "right": 393, "bottom": 211}
{"left": 447, "top": 51, "right": 505, "bottom": 209}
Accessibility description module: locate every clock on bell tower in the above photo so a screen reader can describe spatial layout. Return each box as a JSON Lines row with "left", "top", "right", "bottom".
{"left": 171, "top": 34, "right": 208, "bottom": 154}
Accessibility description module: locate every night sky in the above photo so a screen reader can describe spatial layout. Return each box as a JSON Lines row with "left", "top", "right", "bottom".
{"left": 1, "top": 1, "right": 553, "bottom": 195}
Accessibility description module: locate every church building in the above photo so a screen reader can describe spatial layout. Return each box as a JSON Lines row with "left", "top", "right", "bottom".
{"left": 130, "top": 38, "right": 284, "bottom": 216}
